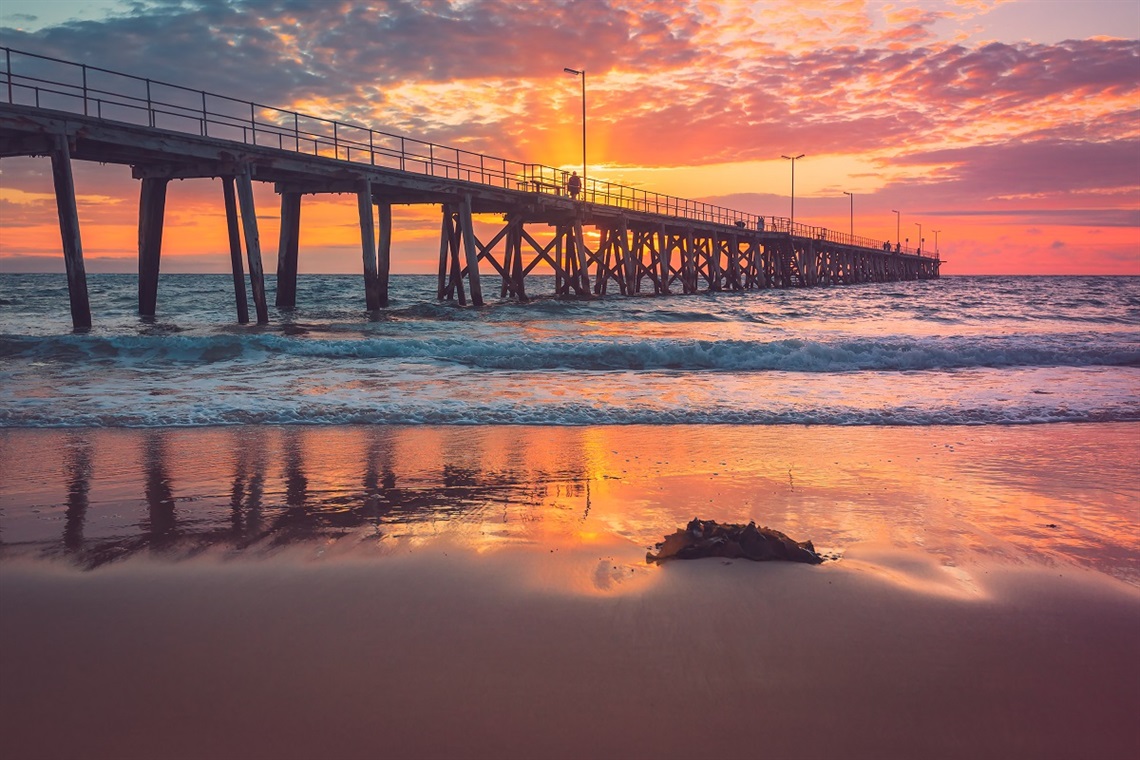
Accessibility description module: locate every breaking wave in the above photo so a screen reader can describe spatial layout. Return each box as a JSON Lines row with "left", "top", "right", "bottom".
{"left": 2, "top": 333, "right": 1137, "bottom": 372}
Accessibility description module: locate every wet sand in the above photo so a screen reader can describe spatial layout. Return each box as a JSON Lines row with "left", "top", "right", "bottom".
{"left": 2, "top": 424, "right": 1139, "bottom": 759}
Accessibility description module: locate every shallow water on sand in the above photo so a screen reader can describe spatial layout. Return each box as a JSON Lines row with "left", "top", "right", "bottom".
{"left": 2, "top": 423, "right": 1137, "bottom": 586}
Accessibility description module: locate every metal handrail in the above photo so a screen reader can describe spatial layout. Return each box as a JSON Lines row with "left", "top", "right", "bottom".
{"left": 1, "top": 46, "right": 936, "bottom": 257}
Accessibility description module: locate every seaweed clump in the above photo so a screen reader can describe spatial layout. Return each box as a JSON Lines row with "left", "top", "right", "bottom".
{"left": 647, "top": 518, "right": 823, "bottom": 565}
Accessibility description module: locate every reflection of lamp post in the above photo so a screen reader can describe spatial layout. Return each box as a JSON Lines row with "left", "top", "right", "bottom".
{"left": 563, "top": 67, "right": 586, "bottom": 193}
{"left": 891, "top": 209, "right": 900, "bottom": 249}
{"left": 843, "top": 191, "right": 853, "bottom": 238}
{"left": 932, "top": 229, "right": 941, "bottom": 257}
{"left": 781, "top": 154, "right": 805, "bottom": 228}
{"left": 915, "top": 222, "right": 923, "bottom": 254}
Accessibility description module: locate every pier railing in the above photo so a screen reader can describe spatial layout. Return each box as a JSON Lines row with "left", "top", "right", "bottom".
{"left": 1, "top": 46, "right": 934, "bottom": 257}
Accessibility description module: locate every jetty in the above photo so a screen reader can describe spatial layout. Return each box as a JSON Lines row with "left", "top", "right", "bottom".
{"left": 0, "top": 47, "right": 941, "bottom": 329}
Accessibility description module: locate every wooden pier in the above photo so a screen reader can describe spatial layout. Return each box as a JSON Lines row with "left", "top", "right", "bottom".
{"left": 0, "top": 47, "right": 940, "bottom": 329}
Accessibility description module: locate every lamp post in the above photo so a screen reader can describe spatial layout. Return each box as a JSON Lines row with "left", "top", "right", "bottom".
{"left": 781, "top": 154, "right": 805, "bottom": 230}
{"left": 932, "top": 229, "right": 941, "bottom": 257}
{"left": 563, "top": 67, "right": 586, "bottom": 195}
{"left": 914, "top": 222, "right": 923, "bottom": 254}
{"left": 843, "top": 191, "right": 853, "bottom": 239}
{"left": 891, "top": 209, "right": 900, "bottom": 250}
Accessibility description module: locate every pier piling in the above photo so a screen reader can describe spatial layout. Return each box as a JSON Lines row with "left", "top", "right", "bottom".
{"left": 137, "top": 177, "right": 168, "bottom": 318}
{"left": 276, "top": 191, "right": 301, "bottom": 310}
{"left": 49, "top": 135, "right": 91, "bottom": 330}
{"left": 221, "top": 177, "right": 250, "bottom": 324}
{"left": 460, "top": 195, "right": 484, "bottom": 307}
{"left": 236, "top": 169, "right": 268, "bottom": 324}
{"left": 377, "top": 201, "right": 392, "bottom": 309}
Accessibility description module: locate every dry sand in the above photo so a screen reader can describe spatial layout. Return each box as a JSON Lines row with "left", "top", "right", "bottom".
{"left": 1, "top": 423, "right": 1138, "bottom": 759}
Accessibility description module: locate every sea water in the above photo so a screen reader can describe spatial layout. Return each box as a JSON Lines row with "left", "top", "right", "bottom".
{"left": 1, "top": 273, "right": 1139, "bottom": 578}
{"left": 2, "top": 274, "right": 1138, "bottom": 427}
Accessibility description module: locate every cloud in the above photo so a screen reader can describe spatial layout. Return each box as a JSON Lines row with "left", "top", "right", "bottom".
{"left": 1, "top": 0, "right": 1137, "bottom": 274}
{"left": 894, "top": 138, "right": 1140, "bottom": 197}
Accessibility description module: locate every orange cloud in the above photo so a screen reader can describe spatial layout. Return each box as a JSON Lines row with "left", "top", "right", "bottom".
{"left": 1, "top": 0, "right": 1137, "bottom": 275}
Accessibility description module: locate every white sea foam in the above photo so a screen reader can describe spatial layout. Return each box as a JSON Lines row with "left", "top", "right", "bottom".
{"left": 2, "top": 332, "right": 1137, "bottom": 372}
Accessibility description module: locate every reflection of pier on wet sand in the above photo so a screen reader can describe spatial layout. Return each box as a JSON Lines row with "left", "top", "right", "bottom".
{"left": 2, "top": 427, "right": 598, "bottom": 568}
{"left": 1, "top": 424, "right": 1138, "bottom": 584}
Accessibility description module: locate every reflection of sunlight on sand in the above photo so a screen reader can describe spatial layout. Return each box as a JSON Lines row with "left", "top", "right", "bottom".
{"left": 2, "top": 424, "right": 1137, "bottom": 584}
{"left": 403, "top": 532, "right": 662, "bottom": 598}
{"left": 837, "top": 543, "right": 986, "bottom": 600}
{"left": 526, "top": 546, "right": 660, "bottom": 597}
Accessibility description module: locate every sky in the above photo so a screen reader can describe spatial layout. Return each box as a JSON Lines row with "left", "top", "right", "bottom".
{"left": 1, "top": 0, "right": 1138, "bottom": 275}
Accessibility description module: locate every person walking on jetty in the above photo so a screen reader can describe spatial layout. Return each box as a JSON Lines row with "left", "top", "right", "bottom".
{"left": 567, "top": 170, "right": 581, "bottom": 200}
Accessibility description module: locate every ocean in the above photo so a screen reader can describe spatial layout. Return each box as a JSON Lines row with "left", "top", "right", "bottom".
{"left": 3, "top": 273, "right": 1138, "bottom": 427}
{"left": 1, "top": 273, "right": 1138, "bottom": 581}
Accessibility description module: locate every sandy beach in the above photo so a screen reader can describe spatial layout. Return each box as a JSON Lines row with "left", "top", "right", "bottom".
{"left": 2, "top": 423, "right": 1138, "bottom": 759}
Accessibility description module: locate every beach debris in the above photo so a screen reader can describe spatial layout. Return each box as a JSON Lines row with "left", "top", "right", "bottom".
{"left": 647, "top": 518, "right": 823, "bottom": 565}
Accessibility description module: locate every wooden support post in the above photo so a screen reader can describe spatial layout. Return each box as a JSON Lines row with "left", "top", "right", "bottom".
{"left": 444, "top": 206, "right": 466, "bottom": 305}
{"left": 137, "top": 177, "right": 168, "bottom": 318}
{"left": 684, "top": 228, "right": 696, "bottom": 294}
{"left": 357, "top": 180, "right": 380, "bottom": 311}
{"left": 594, "top": 228, "right": 611, "bottom": 295}
{"left": 617, "top": 222, "right": 635, "bottom": 294}
{"left": 276, "top": 191, "right": 301, "bottom": 309}
{"left": 510, "top": 221, "right": 527, "bottom": 302}
{"left": 236, "top": 169, "right": 269, "bottom": 324}
{"left": 221, "top": 177, "right": 249, "bottom": 324}
{"left": 708, "top": 233, "right": 722, "bottom": 292}
{"left": 657, "top": 225, "right": 670, "bottom": 294}
{"left": 377, "top": 201, "right": 392, "bottom": 308}
{"left": 460, "top": 195, "right": 484, "bottom": 307}
{"left": 49, "top": 135, "right": 91, "bottom": 330}
{"left": 437, "top": 206, "right": 451, "bottom": 300}
{"left": 554, "top": 225, "right": 564, "bottom": 295}
{"left": 573, "top": 219, "right": 589, "bottom": 295}
{"left": 501, "top": 223, "right": 514, "bottom": 299}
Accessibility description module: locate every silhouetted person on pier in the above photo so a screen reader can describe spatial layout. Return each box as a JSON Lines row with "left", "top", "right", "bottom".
{"left": 757, "top": 217, "right": 765, "bottom": 231}
{"left": 883, "top": 241, "right": 890, "bottom": 251}
{"left": 567, "top": 171, "right": 581, "bottom": 200}
{"left": 895, "top": 242, "right": 901, "bottom": 253}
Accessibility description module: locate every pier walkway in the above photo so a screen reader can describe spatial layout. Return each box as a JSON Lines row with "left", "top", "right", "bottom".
{"left": 0, "top": 47, "right": 940, "bottom": 329}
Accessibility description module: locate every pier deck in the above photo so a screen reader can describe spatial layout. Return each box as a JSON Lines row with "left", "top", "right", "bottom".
{"left": 0, "top": 47, "right": 940, "bottom": 328}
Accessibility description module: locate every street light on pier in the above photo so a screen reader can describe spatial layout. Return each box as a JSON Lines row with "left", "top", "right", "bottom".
{"left": 842, "top": 191, "right": 853, "bottom": 238}
{"left": 781, "top": 154, "right": 805, "bottom": 229}
{"left": 891, "top": 209, "right": 900, "bottom": 250}
{"left": 915, "top": 222, "right": 923, "bottom": 254}
{"left": 932, "top": 229, "right": 941, "bottom": 257}
{"left": 563, "top": 67, "right": 586, "bottom": 194}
